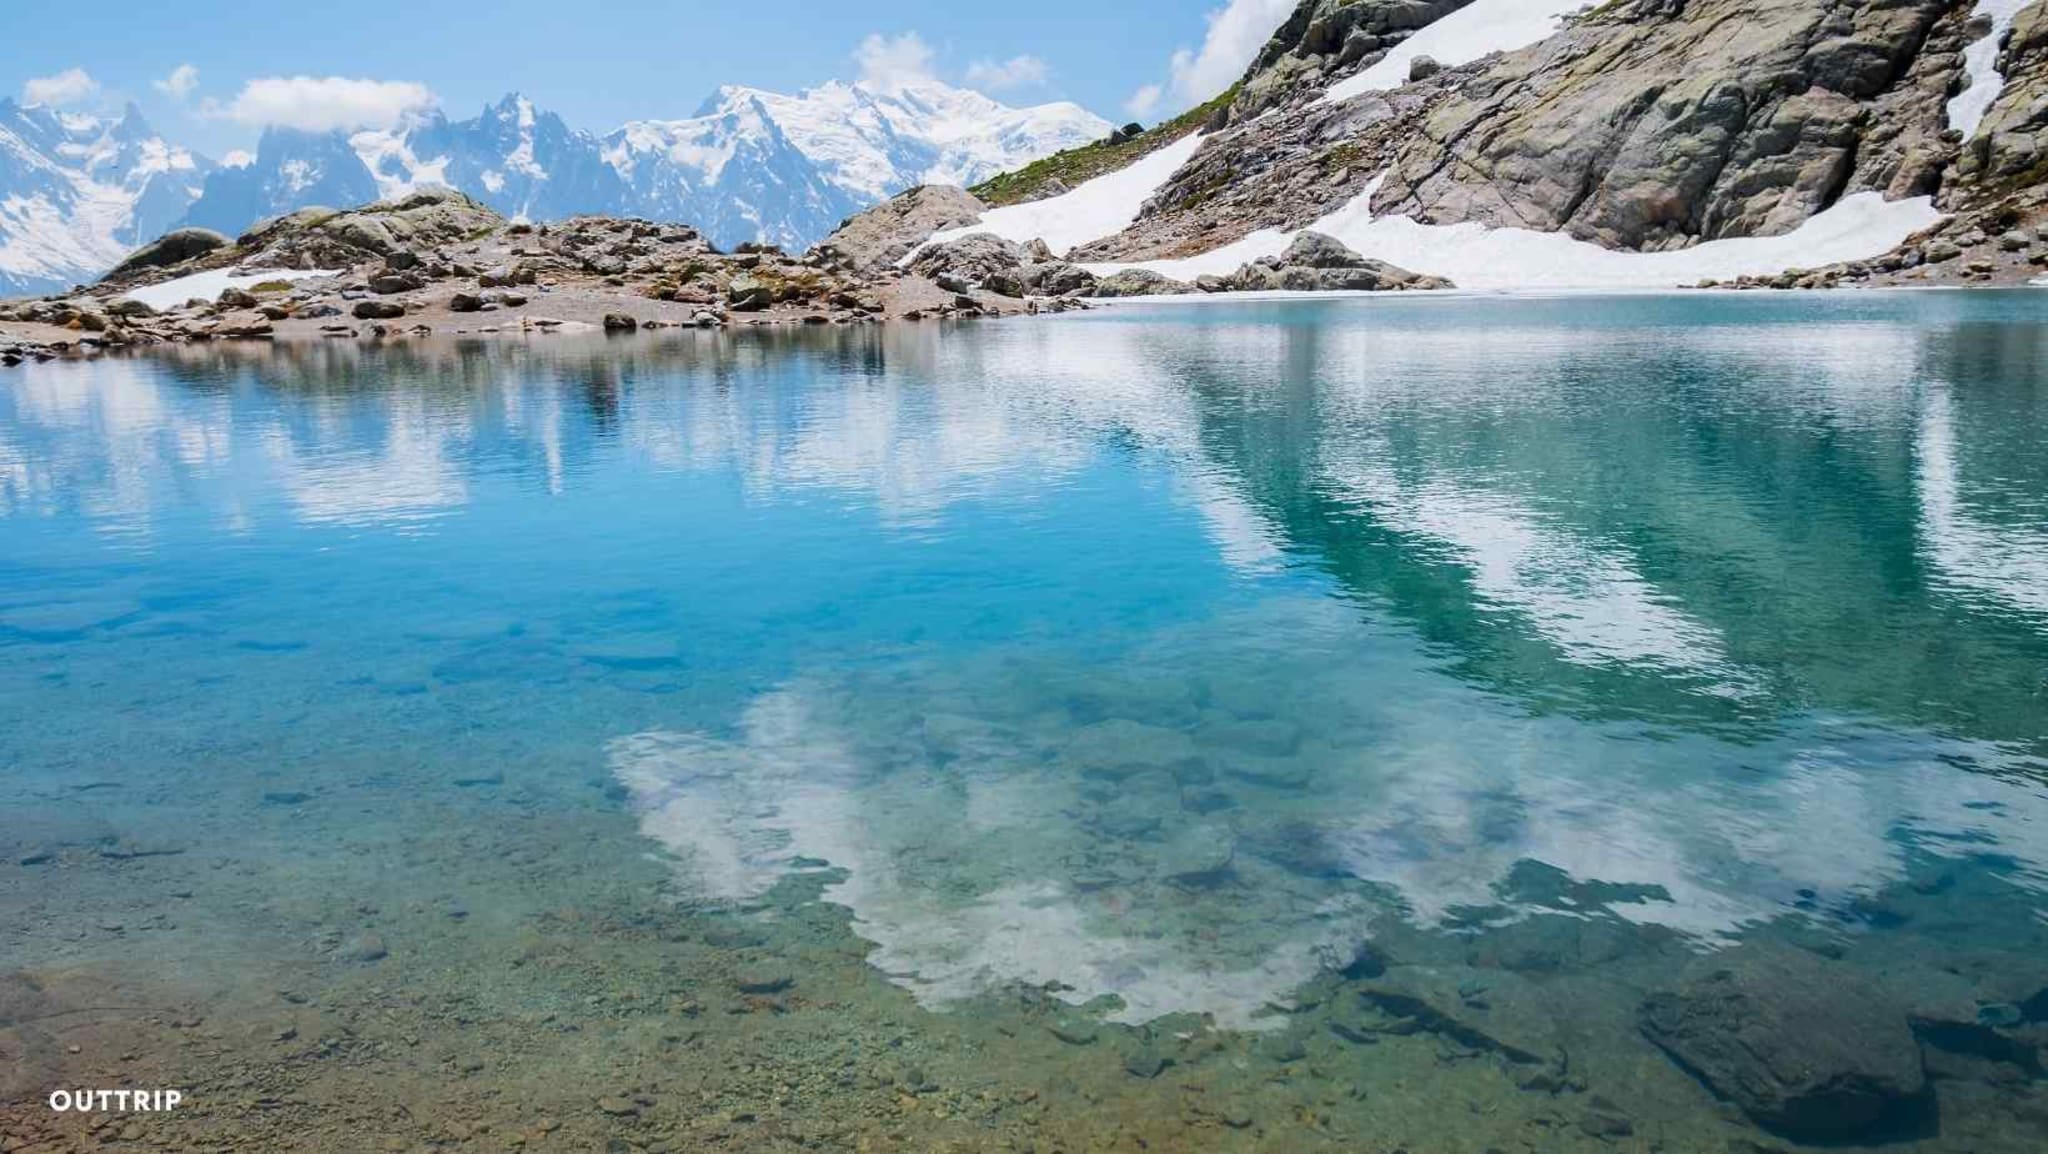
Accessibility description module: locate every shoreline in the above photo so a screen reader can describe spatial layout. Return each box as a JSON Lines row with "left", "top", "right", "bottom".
{"left": 8, "top": 278, "right": 2043, "bottom": 369}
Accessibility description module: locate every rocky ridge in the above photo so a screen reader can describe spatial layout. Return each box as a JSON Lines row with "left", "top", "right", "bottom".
{"left": 0, "top": 189, "right": 1092, "bottom": 364}
{"left": 919, "top": 0, "right": 2048, "bottom": 290}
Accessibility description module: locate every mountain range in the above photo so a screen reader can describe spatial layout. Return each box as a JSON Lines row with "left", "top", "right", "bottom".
{"left": 1, "top": 80, "right": 1107, "bottom": 296}
{"left": 0, "top": 100, "right": 213, "bottom": 297}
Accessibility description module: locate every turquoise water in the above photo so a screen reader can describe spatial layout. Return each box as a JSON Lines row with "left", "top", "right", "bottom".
{"left": 3, "top": 294, "right": 2047, "bottom": 1151}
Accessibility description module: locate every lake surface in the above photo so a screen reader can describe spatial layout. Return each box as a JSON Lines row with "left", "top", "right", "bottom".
{"left": 3, "top": 293, "right": 2046, "bottom": 1151}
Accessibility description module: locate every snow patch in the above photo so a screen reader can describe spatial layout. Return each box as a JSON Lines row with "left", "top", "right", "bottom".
{"left": 121, "top": 267, "right": 338, "bottom": 311}
{"left": 1949, "top": 0, "right": 2039, "bottom": 139}
{"left": 352, "top": 129, "right": 453, "bottom": 201}
{"left": 1323, "top": 0, "right": 1587, "bottom": 104}
{"left": 917, "top": 132, "right": 1206, "bottom": 260}
{"left": 1083, "top": 172, "right": 1941, "bottom": 290}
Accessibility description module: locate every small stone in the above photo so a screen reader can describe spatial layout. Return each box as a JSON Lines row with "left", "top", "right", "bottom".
{"left": 353, "top": 300, "right": 405, "bottom": 320}
{"left": 339, "top": 933, "right": 388, "bottom": 962}
{"left": 596, "top": 1095, "right": 638, "bottom": 1116}
{"left": 1579, "top": 1109, "right": 1633, "bottom": 1139}
{"left": 1047, "top": 1017, "right": 1099, "bottom": 1046}
{"left": 1258, "top": 1033, "right": 1307, "bottom": 1063}
{"left": 733, "top": 964, "right": 793, "bottom": 994}
{"left": 1977, "top": 1002, "right": 2024, "bottom": 1027}
{"left": 602, "top": 313, "right": 639, "bottom": 332}
{"left": 1124, "top": 1048, "right": 1169, "bottom": 1078}
{"left": 99, "top": 839, "right": 183, "bottom": 859}
{"left": 1221, "top": 1107, "right": 1254, "bottom": 1129}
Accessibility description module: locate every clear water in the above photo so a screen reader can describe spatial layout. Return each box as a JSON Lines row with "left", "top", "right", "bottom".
{"left": 3, "top": 294, "right": 2046, "bottom": 1151}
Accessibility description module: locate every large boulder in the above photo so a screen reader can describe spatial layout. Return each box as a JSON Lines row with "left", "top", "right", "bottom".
{"left": 105, "top": 228, "right": 231, "bottom": 279}
{"left": 909, "top": 233, "right": 1026, "bottom": 282}
{"left": 231, "top": 189, "right": 503, "bottom": 270}
{"left": 1215, "top": 231, "right": 1452, "bottom": 291}
{"left": 1023, "top": 262, "right": 1098, "bottom": 296}
{"left": 1088, "top": 268, "right": 1196, "bottom": 297}
{"left": 813, "top": 184, "right": 989, "bottom": 270}
{"left": 1639, "top": 946, "right": 1928, "bottom": 1141}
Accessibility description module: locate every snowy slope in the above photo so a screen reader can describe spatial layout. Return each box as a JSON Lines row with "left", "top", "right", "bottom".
{"left": 0, "top": 99, "right": 212, "bottom": 296}
{"left": 1082, "top": 173, "right": 1941, "bottom": 290}
{"left": 1322, "top": 0, "right": 1587, "bottom": 104}
{"left": 1949, "top": 0, "right": 2040, "bottom": 139}
{"left": 920, "top": 132, "right": 1207, "bottom": 257}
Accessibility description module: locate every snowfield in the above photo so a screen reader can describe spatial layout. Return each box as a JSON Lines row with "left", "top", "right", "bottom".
{"left": 917, "top": 132, "right": 1207, "bottom": 260}
{"left": 122, "top": 268, "right": 339, "bottom": 311}
{"left": 1082, "top": 173, "right": 1942, "bottom": 290}
{"left": 1322, "top": 0, "right": 1588, "bottom": 104}
{"left": 1949, "top": 0, "right": 2040, "bottom": 139}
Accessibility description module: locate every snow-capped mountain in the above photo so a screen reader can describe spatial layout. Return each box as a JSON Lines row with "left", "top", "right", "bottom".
{"left": 354, "top": 94, "right": 629, "bottom": 223}
{"left": 0, "top": 99, "right": 212, "bottom": 296}
{"left": 169, "top": 81, "right": 1107, "bottom": 254}
{"left": 605, "top": 79, "right": 1110, "bottom": 249}
{"left": 179, "top": 127, "right": 379, "bottom": 237}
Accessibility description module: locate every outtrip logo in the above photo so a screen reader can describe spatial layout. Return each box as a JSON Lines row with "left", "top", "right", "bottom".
{"left": 46, "top": 1089, "right": 185, "bottom": 1112}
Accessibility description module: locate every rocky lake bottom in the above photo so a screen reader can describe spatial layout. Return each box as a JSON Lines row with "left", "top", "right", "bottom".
{"left": 3, "top": 295, "right": 2047, "bottom": 1152}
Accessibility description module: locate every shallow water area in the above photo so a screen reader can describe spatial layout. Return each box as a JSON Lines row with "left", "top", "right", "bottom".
{"left": 3, "top": 294, "right": 2047, "bottom": 1152}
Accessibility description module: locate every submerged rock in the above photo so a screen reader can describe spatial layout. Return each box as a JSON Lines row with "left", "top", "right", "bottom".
{"left": 1064, "top": 718, "right": 1200, "bottom": 779}
{"left": 1639, "top": 946, "right": 1927, "bottom": 1140}
{"left": 1124, "top": 1047, "right": 1170, "bottom": 1078}
{"left": 733, "top": 963, "right": 793, "bottom": 994}
{"left": 1047, "top": 1016, "right": 1099, "bottom": 1045}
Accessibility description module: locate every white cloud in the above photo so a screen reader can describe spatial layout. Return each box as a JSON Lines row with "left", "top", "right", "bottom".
{"left": 217, "top": 75, "right": 434, "bottom": 132}
{"left": 153, "top": 64, "right": 199, "bottom": 100}
{"left": 220, "top": 149, "right": 255, "bottom": 169}
{"left": 1140, "top": 0, "right": 1295, "bottom": 114}
{"left": 965, "top": 54, "right": 1049, "bottom": 93}
{"left": 854, "top": 32, "right": 937, "bottom": 94}
{"left": 1124, "top": 83, "right": 1164, "bottom": 120}
{"left": 22, "top": 68, "right": 98, "bottom": 107}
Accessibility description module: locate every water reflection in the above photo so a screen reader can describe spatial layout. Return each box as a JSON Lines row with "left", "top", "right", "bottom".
{"left": 5, "top": 298, "right": 2048, "bottom": 1033}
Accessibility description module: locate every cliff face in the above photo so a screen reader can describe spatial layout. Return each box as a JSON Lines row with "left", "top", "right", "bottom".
{"left": 1232, "top": 0, "right": 1479, "bottom": 117}
{"left": 1961, "top": 1, "right": 2048, "bottom": 191}
{"left": 1371, "top": 0, "right": 1967, "bottom": 251}
{"left": 1079, "top": 0, "right": 2017, "bottom": 265}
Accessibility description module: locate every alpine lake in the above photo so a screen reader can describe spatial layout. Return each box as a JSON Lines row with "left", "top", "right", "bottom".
{"left": 3, "top": 291, "right": 2047, "bottom": 1152}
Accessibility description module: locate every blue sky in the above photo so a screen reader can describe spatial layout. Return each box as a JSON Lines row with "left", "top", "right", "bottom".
{"left": 2, "top": 0, "right": 1296, "bottom": 155}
